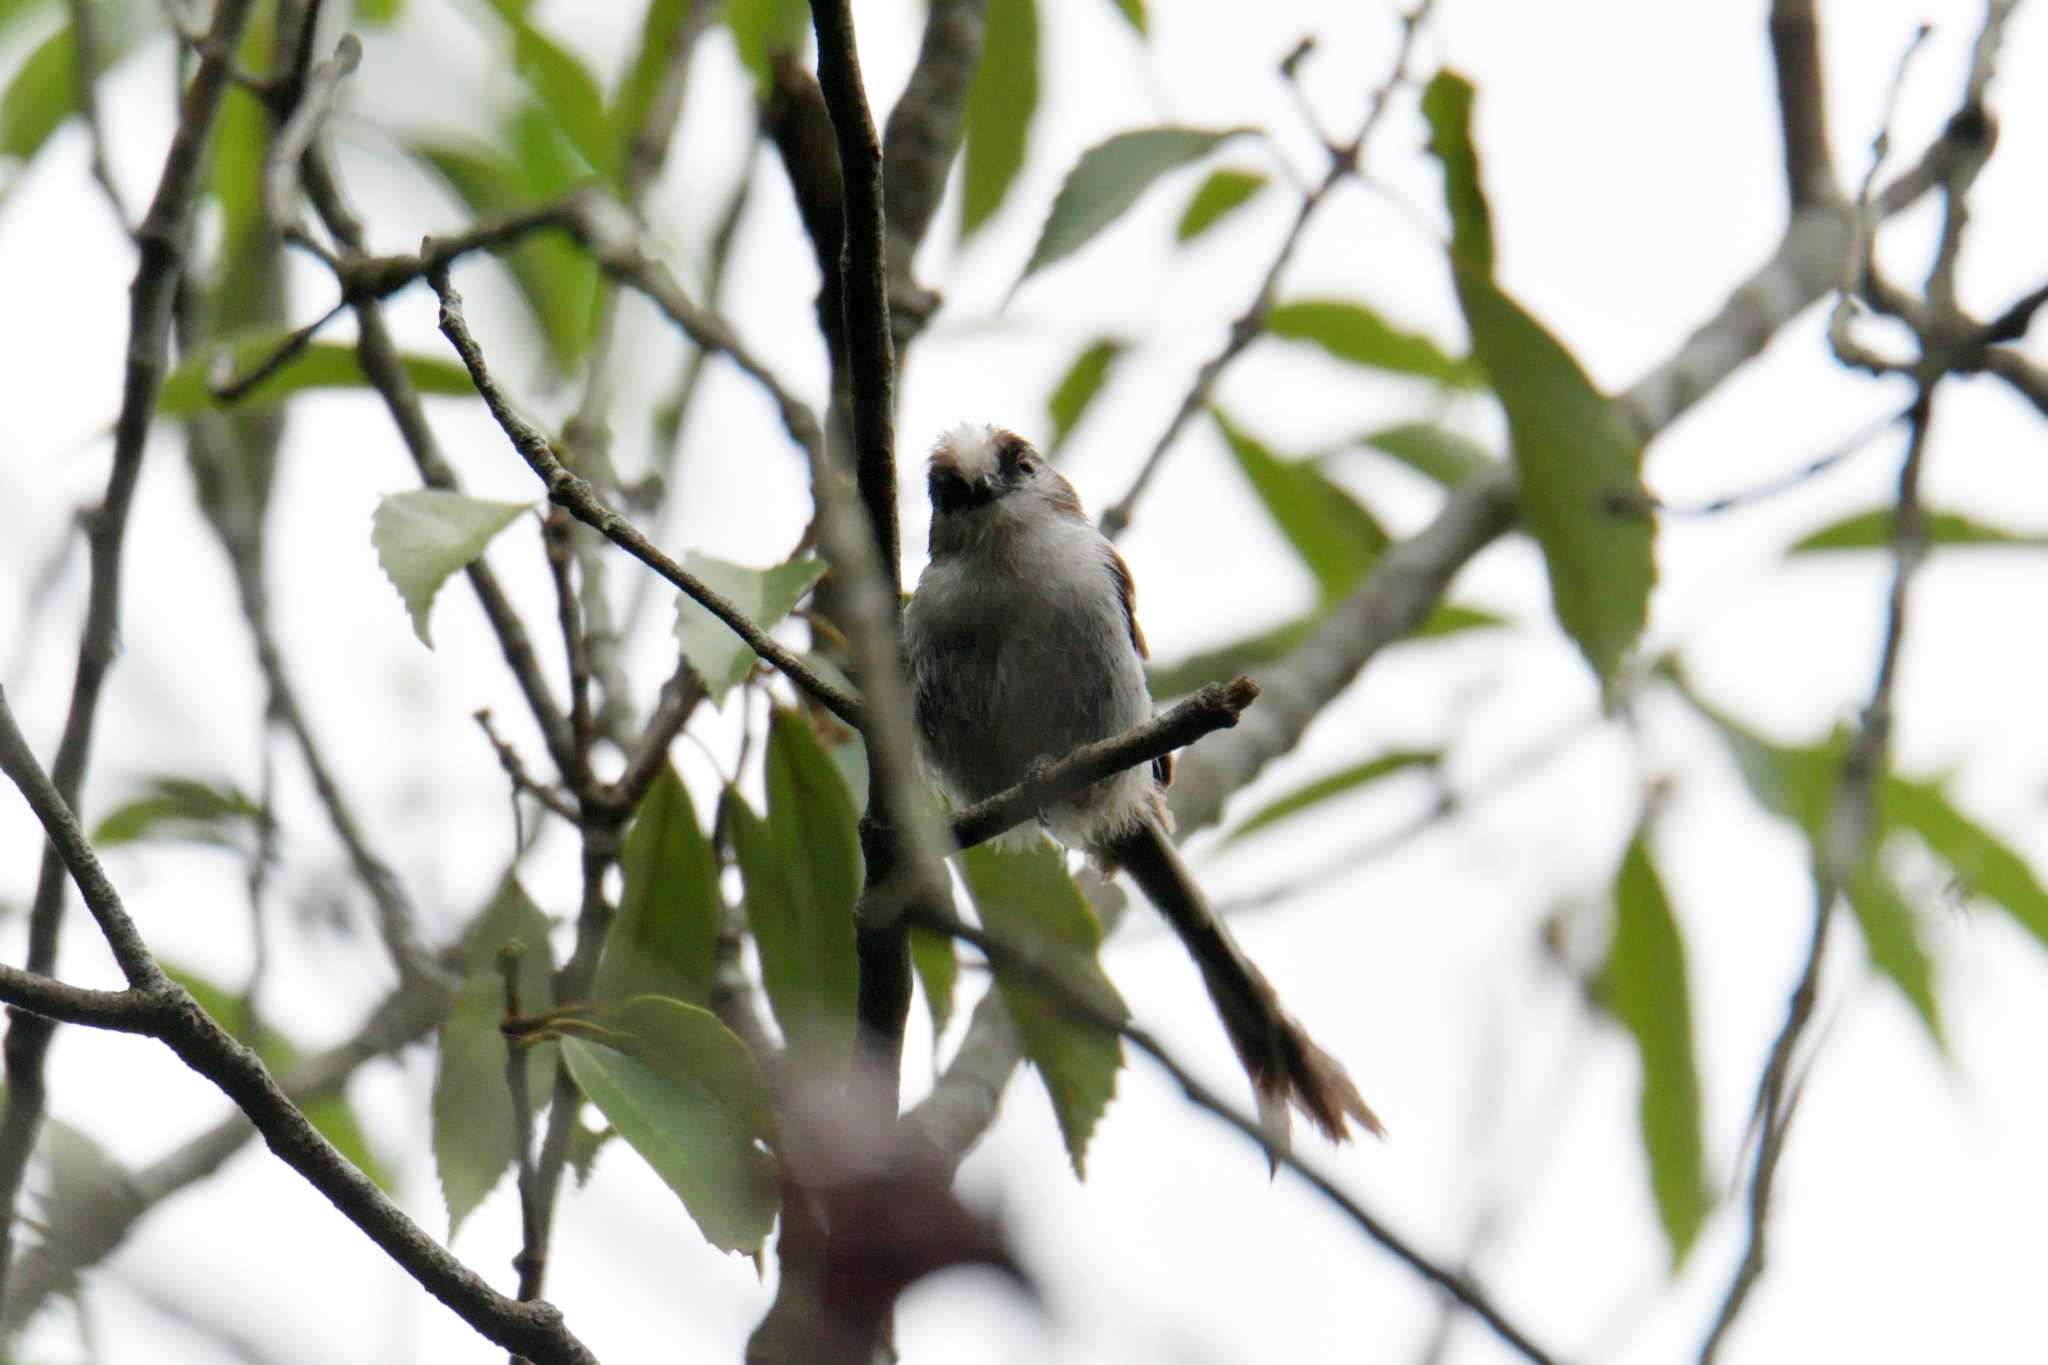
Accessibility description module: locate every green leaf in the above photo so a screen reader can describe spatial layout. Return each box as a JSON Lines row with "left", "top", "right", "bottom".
{"left": 0, "top": 23, "right": 75, "bottom": 164}
{"left": 1883, "top": 776, "right": 2048, "bottom": 948}
{"left": 595, "top": 764, "right": 721, "bottom": 1008}
{"left": 1845, "top": 865, "right": 1943, "bottom": 1046}
{"left": 1673, "top": 682, "right": 1840, "bottom": 841}
{"left": 37, "top": 1117, "right": 119, "bottom": 1223}
{"left": 1046, "top": 338, "right": 1123, "bottom": 453}
{"left": 960, "top": 0, "right": 1038, "bottom": 237}
{"left": 1145, "top": 602, "right": 1500, "bottom": 698}
{"left": 1420, "top": 71, "right": 1492, "bottom": 276}
{"left": 1226, "top": 751, "right": 1436, "bottom": 843}
{"left": 558, "top": 997, "right": 777, "bottom": 1255}
{"left": 1108, "top": 0, "right": 1145, "bottom": 35}
{"left": 723, "top": 0, "right": 810, "bottom": 96}
{"left": 1353, "top": 423, "right": 1494, "bottom": 489}
{"left": 485, "top": 0, "right": 616, "bottom": 182}
{"left": 1175, "top": 167, "right": 1264, "bottom": 241}
{"left": 727, "top": 710, "right": 861, "bottom": 1064}
{"left": 1788, "top": 507, "right": 2048, "bottom": 554}
{"left": 159, "top": 337, "right": 476, "bottom": 418}
{"left": 958, "top": 837, "right": 1124, "bottom": 1175}
{"left": 1215, "top": 411, "right": 1387, "bottom": 601}
{"left": 356, "top": 0, "right": 404, "bottom": 24}
{"left": 671, "top": 554, "right": 828, "bottom": 703}
{"left": 1265, "top": 300, "right": 1479, "bottom": 387}
{"left": 1019, "top": 126, "right": 1249, "bottom": 284}
{"left": 1425, "top": 68, "right": 1652, "bottom": 690}
{"left": 432, "top": 879, "right": 556, "bottom": 1239}
{"left": 372, "top": 490, "right": 533, "bottom": 647}
{"left": 909, "top": 927, "right": 959, "bottom": 1041}
{"left": 1603, "top": 836, "right": 1707, "bottom": 1267}
{"left": 92, "top": 777, "right": 265, "bottom": 849}
{"left": 612, "top": 0, "right": 689, "bottom": 143}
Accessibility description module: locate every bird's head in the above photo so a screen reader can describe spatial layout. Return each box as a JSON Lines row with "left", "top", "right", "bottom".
{"left": 926, "top": 424, "right": 1083, "bottom": 528}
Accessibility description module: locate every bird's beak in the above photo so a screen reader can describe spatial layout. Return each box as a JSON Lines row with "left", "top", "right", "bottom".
{"left": 929, "top": 462, "right": 997, "bottom": 515}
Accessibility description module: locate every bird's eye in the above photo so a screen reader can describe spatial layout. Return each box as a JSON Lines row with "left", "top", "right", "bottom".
{"left": 998, "top": 436, "right": 1036, "bottom": 477}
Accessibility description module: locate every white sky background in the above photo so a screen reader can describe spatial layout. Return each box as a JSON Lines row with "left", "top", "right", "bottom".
{"left": 1, "top": 1, "right": 2045, "bottom": 1362}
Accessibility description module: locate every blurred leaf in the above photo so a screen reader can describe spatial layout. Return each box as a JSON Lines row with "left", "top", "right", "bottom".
{"left": 485, "top": 0, "right": 616, "bottom": 181}
{"left": 207, "top": 82, "right": 269, "bottom": 280}
{"left": 160, "top": 337, "right": 475, "bottom": 418}
{"left": 558, "top": 996, "right": 777, "bottom": 1255}
{"left": 566, "top": 1117, "right": 614, "bottom": 1185}
{"left": 612, "top": 0, "right": 689, "bottom": 142}
{"left": 1215, "top": 411, "right": 1387, "bottom": 600}
{"left": 1146, "top": 602, "right": 1499, "bottom": 698}
{"left": 1845, "top": 865, "right": 1944, "bottom": 1047}
{"left": 1426, "top": 70, "right": 1651, "bottom": 690}
{"left": 431, "top": 878, "right": 556, "bottom": 1239}
{"left": 1883, "top": 776, "right": 2048, "bottom": 949}
{"left": 36, "top": 1117, "right": 118, "bottom": 1224}
{"left": 958, "top": 837, "right": 1124, "bottom": 1176}
{"left": 1353, "top": 423, "right": 1494, "bottom": 489}
{"left": 1108, "top": 0, "right": 1145, "bottom": 34}
{"left": 93, "top": 777, "right": 264, "bottom": 849}
{"left": 1046, "top": 338, "right": 1123, "bottom": 453}
{"left": 1019, "top": 126, "right": 1248, "bottom": 284}
{"left": 727, "top": 710, "right": 861, "bottom": 1063}
{"left": 0, "top": 23, "right": 75, "bottom": 164}
{"left": 1175, "top": 167, "right": 1263, "bottom": 241}
{"left": 372, "top": 490, "right": 533, "bottom": 647}
{"left": 0, "top": 0, "right": 56, "bottom": 42}
{"left": 355, "top": 0, "right": 404, "bottom": 24}
{"left": 672, "top": 554, "right": 827, "bottom": 703}
{"left": 724, "top": 0, "right": 810, "bottom": 95}
{"left": 415, "top": 140, "right": 601, "bottom": 370}
{"left": 1265, "top": 300, "right": 1480, "bottom": 387}
{"left": 1226, "top": 752, "right": 1436, "bottom": 843}
{"left": 1421, "top": 71, "right": 1492, "bottom": 276}
{"left": 960, "top": 0, "right": 1038, "bottom": 237}
{"left": 1603, "top": 836, "right": 1707, "bottom": 1267}
{"left": 595, "top": 764, "right": 720, "bottom": 1008}
{"left": 909, "top": 927, "right": 958, "bottom": 1041}
{"left": 1673, "top": 680, "right": 1841, "bottom": 841}
{"left": 1788, "top": 507, "right": 2048, "bottom": 555}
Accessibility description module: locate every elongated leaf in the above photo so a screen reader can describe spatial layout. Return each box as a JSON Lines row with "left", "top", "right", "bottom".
{"left": 723, "top": 0, "right": 810, "bottom": 95}
{"left": 160, "top": 338, "right": 475, "bottom": 418}
{"left": 0, "top": 23, "right": 73, "bottom": 164}
{"left": 959, "top": 0, "right": 1038, "bottom": 236}
{"left": 373, "top": 490, "right": 533, "bottom": 647}
{"left": 909, "top": 928, "right": 959, "bottom": 1041}
{"left": 612, "top": 0, "right": 690, "bottom": 140}
{"left": 1227, "top": 752, "right": 1436, "bottom": 843}
{"left": 595, "top": 764, "right": 720, "bottom": 1008}
{"left": 1265, "top": 300, "right": 1479, "bottom": 387}
{"left": 1176, "top": 167, "right": 1264, "bottom": 241}
{"left": 1883, "top": 776, "right": 2048, "bottom": 948}
{"left": 959, "top": 837, "right": 1124, "bottom": 1175}
{"left": 1046, "top": 338, "right": 1123, "bottom": 452}
{"left": 1215, "top": 411, "right": 1386, "bottom": 600}
{"left": 93, "top": 777, "right": 264, "bottom": 849}
{"left": 1789, "top": 507, "right": 2048, "bottom": 554}
{"left": 1425, "top": 71, "right": 1652, "bottom": 689}
{"left": 1673, "top": 680, "right": 1841, "bottom": 840}
{"left": 1604, "top": 837, "right": 1706, "bottom": 1267}
{"left": 485, "top": 0, "right": 616, "bottom": 182}
{"left": 1019, "top": 126, "right": 1248, "bottom": 284}
{"left": 672, "top": 554, "right": 827, "bottom": 703}
{"left": 1146, "top": 602, "right": 1501, "bottom": 698}
{"left": 1109, "top": 0, "right": 1145, "bottom": 35}
{"left": 727, "top": 710, "right": 861, "bottom": 1063}
{"left": 1354, "top": 423, "right": 1494, "bottom": 489}
{"left": 1845, "top": 865, "right": 1943, "bottom": 1046}
{"left": 431, "top": 879, "right": 556, "bottom": 1238}
{"left": 559, "top": 997, "right": 777, "bottom": 1255}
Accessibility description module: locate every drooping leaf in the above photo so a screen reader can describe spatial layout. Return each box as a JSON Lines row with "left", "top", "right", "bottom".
{"left": 958, "top": 837, "right": 1124, "bottom": 1176}
{"left": 558, "top": 996, "right": 778, "bottom": 1255}
{"left": 1883, "top": 776, "right": 2048, "bottom": 949}
{"left": 1108, "top": 0, "right": 1145, "bottom": 35}
{"left": 1353, "top": 423, "right": 1494, "bottom": 489}
{"left": 92, "top": 777, "right": 265, "bottom": 849}
{"left": 1425, "top": 71, "right": 1652, "bottom": 690}
{"left": 1845, "top": 864, "right": 1944, "bottom": 1047}
{"left": 159, "top": 337, "right": 476, "bottom": 418}
{"left": 1788, "top": 507, "right": 2048, "bottom": 555}
{"left": 959, "top": 0, "right": 1039, "bottom": 237}
{"left": 1215, "top": 411, "right": 1387, "bottom": 601}
{"left": 1672, "top": 679, "right": 1841, "bottom": 841}
{"left": 909, "top": 927, "right": 959, "bottom": 1042}
{"left": 727, "top": 710, "right": 861, "bottom": 1063}
{"left": 1046, "top": 338, "right": 1123, "bottom": 453}
{"left": 723, "top": 0, "right": 810, "bottom": 95}
{"left": 672, "top": 554, "right": 828, "bottom": 703}
{"left": 595, "top": 764, "right": 721, "bottom": 1008}
{"left": 1175, "top": 167, "right": 1264, "bottom": 242}
{"left": 431, "top": 879, "right": 557, "bottom": 1239}
{"left": 1603, "top": 836, "right": 1707, "bottom": 1267}
{"left": 1226, "top": 752, "right": 1437, "bottom": 843}
{"left": 372, "top": 490, "right": 533, "bottom": 647}
{"left": 1265, "top": 300, "right": 1480, "bottom": 387}
{"left": 484, "top": 0, "right": 616, "bottom": 182}
{"left": 1019, "top": 126, "right": 1249, "bottom": 284}
{"left": 0, "top": 23, "right": 76, "bottom": 166}
{"left": 612, "top": 0, "right": 690, "bottom": 144}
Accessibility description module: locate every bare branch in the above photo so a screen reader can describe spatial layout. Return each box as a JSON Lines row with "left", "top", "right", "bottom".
{"left": 263, "top": 34, "right": 359, "bottom": 261}
{"left": 1768, "top": 0, "right": 1838, "bottom": 210}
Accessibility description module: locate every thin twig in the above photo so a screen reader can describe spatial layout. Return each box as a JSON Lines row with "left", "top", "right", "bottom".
{"left": 262, "top": 34, "right": 359, "bottom": 262}
{"left": 475, "top": 710, "right": 581, "bottom": 825}
{"left": 499, "top": 945, "right": 544, "bottom": 1328}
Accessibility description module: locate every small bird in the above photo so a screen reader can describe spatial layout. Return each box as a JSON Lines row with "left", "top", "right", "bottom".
{"left": 904, "top": 423, "right": 1382, "bottom": 1151}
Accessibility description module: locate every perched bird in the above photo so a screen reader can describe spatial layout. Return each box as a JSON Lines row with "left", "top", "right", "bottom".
{"left": 904, "top": 422, "right": 1382, "bottom": 1150}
